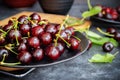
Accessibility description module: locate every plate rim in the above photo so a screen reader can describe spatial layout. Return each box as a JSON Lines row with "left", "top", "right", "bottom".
{"left": 91, "top": 16, "right": 120, "bottom": 24}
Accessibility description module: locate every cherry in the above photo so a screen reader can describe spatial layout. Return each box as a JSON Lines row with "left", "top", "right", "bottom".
{"left": 32, "top": 48, "right": 44, "bottom": 61}
{"left": 40, "top": 32, "right": 52, "bottom": 45}
{"left": 8, "top": 29, "right": 22, "bottom": 43}
{"left": 56, "top": 24, "right": 65, "bottom": 31}
{"left": 106, "top": 27, "right": 117, "bottom": 34}
{"left": 0, "top": 33, "right": 6, "bottom": 45}
{"left": 21, "top": 38, "right": 27, "bottom": 44}
{"left": 30, "top": 13, "right": 41, "bottom": 23}
{"left": 116, "top": 6, "right": 120, "bottom": 14}
{"left": 65, "top": 27, "right": 75, "bottom": 36}
{"left": 18, "top": 15, "right": 29, "bottom": 24}
{"left": 27, "top": 36, "right": 40, "bottom": 49}
{"left": 69, "top": 37, "right": 80, "bottom": 50}
{"left": 3, "top": 23, "right": 13, "bottom": 31}
{"left": 31, "top": 25, "right": 44, "bottom": 37}
{"left": 17, "top": 42, "right": 27, "bottom": 52}
{"left": 17, "top": 51, "right": 32, "bottom": 64}
{"left": 55, "top": 43, "right": 65, "bottom": 54}
{"left": 97, "top": 12, "right": 104, "bottom": 18}
{"left": 19, "top": 24, "right": 31, "bottom": 36}
{"left": 51, "top": 43, "right": 65, "bottom": 54}
{"left": 58, "top": 30, "right": 69, "bottom": 42}
{"left": 45, "top": 45, "right": 60, "bottom": 60}
{"left": 8, "top": 20, "right": 13, "bottom": 25}
{"left": 104, "top": 7, "right": 111, "bottom": 14}
{"left": 0, "top": 48, "right": 9, "bottom": 61}
{"left": 45, "top": 24, "right": 57, "bottom": 35}
{"left": 102, "top": 42, "right": 114, "bottom": 52}
{"left": 114, "top": 32, "right": 120, "bottom": 41}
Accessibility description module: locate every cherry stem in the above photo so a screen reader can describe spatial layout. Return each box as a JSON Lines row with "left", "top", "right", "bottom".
{"left": 39, "top": 21, "right": 48, "bottom": 25}
{"left": 0, "top": 29, "right": 6, "bottom": 34}
{"left": 0, "top": 62, "right": 21, "bottom": 66}
{"left": 56, "top": 34, "right": 71, "bottom": 47}
{"left": 27, "top": 32, "right": 30, "bottom": 37}
{"left": 1, "top": 54, "right": 6, "bottom": 62}
{"left": 97, "top": 27, "right": 114, "bottom": 37}
{"left": 80, "top": 18, "right": 85, "bottom": 25}
{"left": 15, "top": 29, "right": 19, "bottom": 46}
{"left": 55, "top": 15, "right": 69, "bottom": 46}
{"left": 5, "top": 44, "right": 18, "bottom": 55}
{"left": 0, "top": 54, "right": 21, "bottom": 66}
{"left": 114, "top": 51, "right": 119, "bottom": 56}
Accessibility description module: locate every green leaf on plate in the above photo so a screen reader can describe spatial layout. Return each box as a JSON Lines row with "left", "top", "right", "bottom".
{"left": 82, "top": 6, "right": 102, "bottom": 18}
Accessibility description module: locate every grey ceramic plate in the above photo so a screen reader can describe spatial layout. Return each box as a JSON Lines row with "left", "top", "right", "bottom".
{"left": 0, "top": 32, "right": 89, "bottom": 68}
{"left": 0, "top": 68, "right": 35, "bottom": 78}
{"left": 91, "top": 16, "right": 120, "bottom": 24}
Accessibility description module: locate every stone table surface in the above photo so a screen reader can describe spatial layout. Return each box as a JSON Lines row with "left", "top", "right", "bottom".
{"left": 0, "top": 0, "right": 120, "bottom": 80}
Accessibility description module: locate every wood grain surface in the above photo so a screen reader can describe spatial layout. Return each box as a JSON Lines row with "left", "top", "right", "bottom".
{"left": 0, "top": 11, "right": 91, "bottom": 30}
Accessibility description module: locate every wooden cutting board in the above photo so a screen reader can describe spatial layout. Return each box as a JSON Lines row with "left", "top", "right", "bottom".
{"left": 0, "top": 11, "right": 91, "bottom": 30}
{"left": 0, "top": 11, "right": 91, "bottom": 71}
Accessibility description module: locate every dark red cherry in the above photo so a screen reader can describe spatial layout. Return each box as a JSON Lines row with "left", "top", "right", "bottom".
{"left": 27, "top": 36, "right": 40, "bottom": 49}
{"left": 18, "top": 15, "right": 29, "bottom": 24}
{"left": 104, "top": 7, "right": 111, "bottom": 14}
{"left": 69, "top": 37, "right": 80, "bottom": 50}
{"left": 33, "top": 48, "right": 44, "bottom": 61}
{"left": 65, "top": 27, "right": 75, "bottom": 36}
{"left": 17, "top": 51, "right": 32, "bottom": 64}
{"left": 116, "top": 6, "right": 120, "bottom": 14}
{"left": 102, "top": 42, "right": 114, "bottom": 52}
{"left": 17, "top": 43, "right": 27, "bottom": 52}
{"left": 105, "top": 13, "right": 113, "bottom": 20}
{"left": 0, "top": 48, "right": 9, "bottom": 61}
{"left": 21, "top": 38, "right": 27, "bottom": 44}
{"left": 19, "top": 24, "right": 31, "bottom": 36}
{"left": 58, "top": 30, "right": 69, "bottom": 42}
{"left": 45, "top": 45, "right": 60, "bottom": 60}
{"left": 30, "top": 13, "right": 41, "bottom": 23}
{"left": 87, "top": 40, "right": 92, "bottom": 50}
{"left": 110, "top": 9, "right": 118, "bottom": 20}
{"left": 106, "top": 27, "right": 117, "bottom": 34}
{"left": 97, "top": 12, "right": 104, "bottom": 18}
{"left": 8, "top": 20, "right": 13, "bottom": 25}
{"left": 40, "top": 32, "right": 52, "bottom": 45}
{"left": 56, "top": 24, "right": 65, "bottom": 31}
{"left": 45, "top": 24, "right": 57, "bottom": 35}
{"left": 114, "top": 32, "right": 120, "bottom": 41}
{"left": 8, "top": 29, "right": 22, "bottom": 42}
{"left": 0, "top": 33, "right": 6, "bottom": 45}
{"left": 56, "top": 43, "right": 65, "bottom": 54}
{"left": 3, "top": 23, "right": 13, "bottom": 31}
{"left": 31, "top": 26, "right": 44, "bottom": 37}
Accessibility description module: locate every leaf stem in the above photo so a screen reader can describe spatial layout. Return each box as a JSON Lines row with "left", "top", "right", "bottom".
{"left": 87, "top": 0, "right": 92, "bottom": 10}
{"left": 97, "top": 27, "right": 114, "bottom": 37}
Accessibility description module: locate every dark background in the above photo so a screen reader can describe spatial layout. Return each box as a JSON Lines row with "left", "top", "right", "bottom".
{"left": 0, "top": 0, "right": 120, "bottom": 80}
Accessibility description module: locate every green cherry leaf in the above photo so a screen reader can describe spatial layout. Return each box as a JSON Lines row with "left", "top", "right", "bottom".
{"left": 82, "top": 6, "right": 102, "bottom": 18}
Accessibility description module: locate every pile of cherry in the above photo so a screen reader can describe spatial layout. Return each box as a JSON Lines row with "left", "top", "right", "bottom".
{"left": 0, "top": 13, "right": 81, "bottom": 65}
{"left": 96, "top": 5, "right": 120, "bottom": 21}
